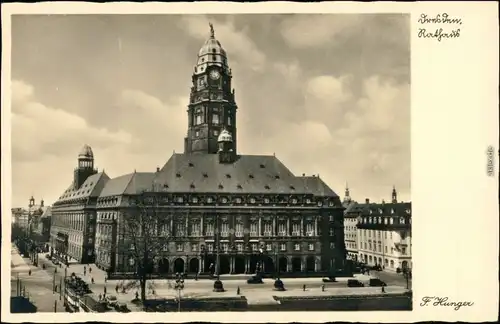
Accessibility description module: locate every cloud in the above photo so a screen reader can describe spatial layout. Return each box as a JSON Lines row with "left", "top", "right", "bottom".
{"left": 280, "top": 14, "right": 362, "bottom": 48}
{"left": 180, "top": 16, "right": 266, "bottom": 72}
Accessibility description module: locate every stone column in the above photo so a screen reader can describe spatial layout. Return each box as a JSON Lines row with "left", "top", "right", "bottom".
{"left": 315, "top": 257, "right": 320, "bottom": 271}
{"left": 300, "top": 218, "right": 304, "bottom": 236}
{"left": 258, "top": 217, "right": 262, "bottom": 237}
{"left": 230, "top": 256, "right": 234, "bottom": 274}
{"left": 287, "top": 257, "right": 292, "bottom": 272}
{"left": 314, "top": 218, "right": 318, "bottom": 236}
{"left": 301, "top": 257, "right": 306, "bottom": 272}
{"left": 201, "top": 214, "right": 204, "bottom": 236}
{"left": 200, "top": 257, "right": 204, "bottom": 273}
{"left": 272, "top": 217, "right": 276, "bottom": 236}
{"left": 244, "top": 257, "right": 249, "bottom": 274}
{"left": 287, "top": 218, "right": 290, "bottom": 235}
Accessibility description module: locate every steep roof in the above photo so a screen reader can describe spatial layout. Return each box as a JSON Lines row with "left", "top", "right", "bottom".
{"left": 40, "top": 206, "right": 52, "bottom": 218}
{"left": 99, "top": 172, "right": 157, "bottom": 197}
{"left": 153, "top": 153, "right": 339, "bottom": 197}
{"left": 358, "top": 201, "right": 412, "bottom": 217}
{"left": 55, "top": 172, "right": 110, "bottom": 204}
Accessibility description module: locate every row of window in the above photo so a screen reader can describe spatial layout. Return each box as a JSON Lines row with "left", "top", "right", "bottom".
{"left": 359, "top": 242, "right": 408, "bottom": 255}
{"left": 359, "top": 229, "right": 410, "bottom": 241}
{"left": 360, "top": 216, "right": 409, "bottom": 225}
{"left": 345, "top": 242, "right": 357, "bottom": 250}
{"left": 148, "top": 242, "right": 318, "bottom": 253}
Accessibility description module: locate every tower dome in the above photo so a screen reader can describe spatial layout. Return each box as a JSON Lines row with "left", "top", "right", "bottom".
{"left": 217, "top": 129, "right": 233, "bottom": 143}
{"left": 194, "top": 23, "right": 229, "bottom": 75}
{"left": 78, "top": 144, "right": 94, "bottom": 159}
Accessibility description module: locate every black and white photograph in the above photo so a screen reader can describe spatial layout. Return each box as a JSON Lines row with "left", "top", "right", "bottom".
{"left": 8, "top": 13, "right": 412, "bottom": 313}
{"left": 2, "top": 2, "right": 498, "bottom": 323}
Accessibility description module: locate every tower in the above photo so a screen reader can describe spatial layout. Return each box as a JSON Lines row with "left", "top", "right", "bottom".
{"left": 343, "top": 183, "right": 351, "bottom": 203}
{"left": 184, "top": 23, "right": 238, "bottom": 154}
{"left": 392, "top": 185, "right": 398, "bottom": 203}
{"left": 217, "top": 129, "right": 236, "bottom": 163}
{"left": 74, "top": 144, "right": 97, "bottom": 189}
{"left": 29, "top": 196, "right": 35, "bottom": 208}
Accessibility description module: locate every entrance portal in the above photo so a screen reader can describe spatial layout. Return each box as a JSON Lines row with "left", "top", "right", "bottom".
{"left": 263, "top": 256, "right": 275, "bottom": 274}
{"left": 158, "top": 258, "right": 169, "bottom": 274}
{"left": 219, "top": 256, "right": 230, "bottom": 274}
{"left": 189, "top": 258, "right": 199, "bottom": 273}
{"left": 306, "top": 256, "right": 315, "bottom": 272}
{"left": 291, "top": 257, "right": 302, "bottom": 272}
{"left": 173, "top": 258, "right": 185, "bottom": 274}
{"left": 278, "top": 257, "right": 287, "bottom": 273}
{"left": 249, "top": 255, "right": 260, "bottom": 274}
{"left": 204, "top": 256, "right": 216, "bottom": 275}
{"left": 234, "top": 256, "right": 245, "bottom": 274}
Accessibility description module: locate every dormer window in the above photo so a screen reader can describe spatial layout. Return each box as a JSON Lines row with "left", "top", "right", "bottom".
{"left": 176, "top": 173, "right": 181, "bottom": 178}
{"left": 275, "top": 175, "right": 280, "bottom": 180}
{"left": 237, "top": 184, "right": 242, "bottom": 189}
{"left": 289, "top": 185, "right": 295, "bottom": 190}
{"left": 190, "top": 183, "right": 196, "bottom": 189}
{"left": 249, "top": 174, "right": 254, "bottom": 179}
{"left": 188, "top": 162, "right": 194, "bottom": 167}
{"left": 264, "top": 185, "right": 270, "bottom": 190}
{"left": 260, "top": 164, "right": 266, "bottom": 168}
{"left": 226, "top": 174, "right": 231, "bottom": 179}
{"left": 203, "top": 173, "right": 208, "bottom": 178}
{"left": 218, "top": 184, "right": 224, "bottom": 189}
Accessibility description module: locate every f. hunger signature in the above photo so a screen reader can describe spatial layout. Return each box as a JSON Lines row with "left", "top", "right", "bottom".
{"left": 420, "top": 296, "right": 474, "bottom": 311}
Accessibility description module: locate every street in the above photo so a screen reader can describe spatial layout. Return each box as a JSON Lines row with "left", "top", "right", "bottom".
{"left": 11, "top": 245, "right": 410, "bottom": 312}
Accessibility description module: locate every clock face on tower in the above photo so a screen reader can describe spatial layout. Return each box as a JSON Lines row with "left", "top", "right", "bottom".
{"left": 209, "top": 69, "right": 220, "bottom": 80}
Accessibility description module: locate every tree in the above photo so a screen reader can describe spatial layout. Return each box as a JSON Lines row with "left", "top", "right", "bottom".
{"left": 122, "top": 191, "right": 183, "bottom": 305}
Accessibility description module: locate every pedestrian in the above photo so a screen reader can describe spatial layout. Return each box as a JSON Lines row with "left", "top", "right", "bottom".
{"left": 381, "top": 286, "right": 385, "bottom": 293}
{"left": 55, "top": 284, "right": 58, "bottom": 293}
{"left": 104, "top": 276, "right": 107, "bottom": 283}
{"left": 91, "top": 277, "right": 94, "bottom": 284}
{"left": 84, "top": 270, "right": 86, "bottom": 276}
{"left": 135, "top": 291, "right": 139, "bottom": 300}
{"left": 321, "top": 284, "right": 325, "bottom": 292}
{"left": 303, "top": 284, "right": 306, "bottom": 291}
{"left": 28, "top": 269, "right": 32, "bottom": 276}
{"left": 89, "top": 266, "right": 92, "bottom": 274}
{"left": 98, "top": 293, "right": 102, "bottom": 301}
{"left": 104, "top": 286, "right": 107, "bottom": 294}
{"left": 237, "top": 286, "right": 240, "bottom": 295}
{"left": 115, "top": 284, "right": 119, "bottom": 293}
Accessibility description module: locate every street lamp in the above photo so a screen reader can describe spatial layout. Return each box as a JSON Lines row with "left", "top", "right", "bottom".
{"left": 403, "top": 267, "right": 411, "bottom": 290}
{"left": 174, "top": 272, "right": 185, "bottom": 312}
{"left": 213, "top": 213, "right": 224, "bottom": 292}
{"left": 273, "top": 243, "right": 285, "bottom": 291}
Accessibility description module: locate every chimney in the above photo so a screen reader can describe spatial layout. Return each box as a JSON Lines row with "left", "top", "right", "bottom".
{"left": 382, "top": 199, "right": 385, "bottom": 204}
{"left": 365, "top": 198, "right": 370, "bottom": 204}
{"left": 40, "top": 199, "right": 44, "bottom": 207}
{"left": 156, "top": 166, "right": 160, "bottom": 172}
{"left": 302, "top": 173, "right": 305, "bottom": 176}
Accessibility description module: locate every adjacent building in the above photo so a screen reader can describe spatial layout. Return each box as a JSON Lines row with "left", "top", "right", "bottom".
{"left": 342, "top": 185, "right": 359, "bottom": 261}
{"left": 50, "top": 146, "right": 110, "bottom": 264}
{"left": 47, "top": 24, "right": 348, "bottom": 275}
{"left": 352, "top": 187, "right": 412, "bottom": 271}
{"left": 33, "top": 206, "right": 52, "bottom": 244}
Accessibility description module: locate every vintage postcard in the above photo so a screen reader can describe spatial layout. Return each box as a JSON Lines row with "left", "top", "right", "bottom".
{"left": 1, "top": 1, "right": 498, "bottom": 323}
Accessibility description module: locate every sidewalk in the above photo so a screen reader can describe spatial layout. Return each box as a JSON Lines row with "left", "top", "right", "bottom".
{"left": 11, "top": 245, "right": 32, "bottom": 273}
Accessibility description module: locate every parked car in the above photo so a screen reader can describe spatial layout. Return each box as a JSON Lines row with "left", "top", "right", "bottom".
{"left": 247, "top": 275, "right": 264, "bottom": 284}
{"left": 322, "top": 277, "right": 337, "bottom": 283}
{"left": 106, "top": 295, "right": 118, "bottom": 307}
{"left": 347, "top": 279, "right": 364, "bottom": 287}
{"left": 369, "top": 278, "right": 387, "bottom": 287}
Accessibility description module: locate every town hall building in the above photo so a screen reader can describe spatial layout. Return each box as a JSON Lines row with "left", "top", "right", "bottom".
{"left": 50, "top": 24, "right": 347, "bottom": 276}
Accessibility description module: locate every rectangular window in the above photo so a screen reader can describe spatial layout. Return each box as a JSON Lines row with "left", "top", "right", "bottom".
{"left": 280, "top": 243, "right": 286, "bottom": 251}
{"left": 195, "top": 115, "right": 203, "bottom": 125}
{"left": 266, "top": 244, "right": 272, "bottom": 252}
{"left": 278, "top": 222, "right": 286, "bottom": 236}
{"left": 192, "top": 244, "right": 198, "bottom": 252}
{"left": 227, "top": 117, "right": 232, "bottom": 126}
{"left": 212, "top": 114, "right": 220, "bottom": 124}
{"left": 221, "top": 223, "right": 229, "bottom": 237}
{"left": 385, "top": 246, "right": 388, "bottom": 253}
{"left": 306, "top": 223, "right": 314, "bottom": 236}
{"left": 237, "top": 243, "right": 243, "bottom": 252}
{"left": 330, "top": 242, "right": 334, "bottom": 249}
{"left": 402, "top": 247, "right": 406, "bottom": 255}
{"left": 264, "top": 223, "right": 272, "bottom": 236}
{"left": 250, "top": 222, "right": 258, "bottom": 236}
{"left": 308, "top": 243, "right": 314, "bottom": 251}
{"left": 384, "top": 232, "right": 387, "bottom": 239}
{"left": 222, "top": 243, "right": 229, "bottom": 252}
{"left": 176, "top": 223, "right": 185, "bottom": 236}
{"left": 190, "top": 223, "right": 200, "bottom": 236}
{"left": 252, "top": 243, "right": 258, "bottom": 252}
{"left": 162, "top": 243, "right": 169, "bottom": 251}
{"left": 235, "top": 223, "right": 244, "bottom": 237}
{"left": 329, "top": 215, "right": 334, "bottom": 222}
{"left": 206, "top": 223, "right": 214, "bottom": 236}
{"left": 208, "top": 244, "right": 214, "bottom": 252}
{"left": 390, "top": 232, "right": 393, "bottom": 239}
{"left": 294, "top": 243, "right": 300, "bottom": 251}
{"left": 195, "top": 130, "right": 200, "bottom": 138}
{"left": 292, "top": 223, "right": 300, "bottom": 236}
{"left": 329, "top": 228, "right": 334, "bottom": 236}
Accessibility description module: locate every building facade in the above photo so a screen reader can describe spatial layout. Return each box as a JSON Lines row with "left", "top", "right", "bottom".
{"left": 342, "top": 185, "right": 359, "bottom": 261}
{"left": 50, "top": 145, "right": 110, "bottom": 264}
{"left": 355, "top": 188, "right": 412, "bottom": 271}
{"left": 91, "top": 24, "right": 347, "bottom": 276}
{"left": 33, "top": 206, "right": 52, "bottom": 243}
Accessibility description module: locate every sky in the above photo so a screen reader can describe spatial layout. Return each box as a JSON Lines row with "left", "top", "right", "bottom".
{"left": 10, "top": 14, "right": 411, "bottom": 208}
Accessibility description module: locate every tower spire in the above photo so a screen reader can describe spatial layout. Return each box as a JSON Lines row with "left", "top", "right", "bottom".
{"left": 392, "top": 185, "right": 398, "bottom": 203}
{"left": 343, "top": 182, "right": 351, "bottom": 203}
{"left": 209, "top": 22, "right": 215, "bottom": 38}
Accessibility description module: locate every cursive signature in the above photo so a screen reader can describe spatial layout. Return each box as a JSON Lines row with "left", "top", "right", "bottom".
{"left": 418, "top": 13, "right": 463, "bottom": 25}
{"left": 420, "top": 296, "right": 474, "bottom": 311}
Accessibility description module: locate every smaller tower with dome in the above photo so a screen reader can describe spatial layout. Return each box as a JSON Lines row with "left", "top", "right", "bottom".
{"left": 74, "top": 144, "right": 98, "bottom": 189}
{"left": 217, "top": 128, "right": 236, "bottom": 163}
